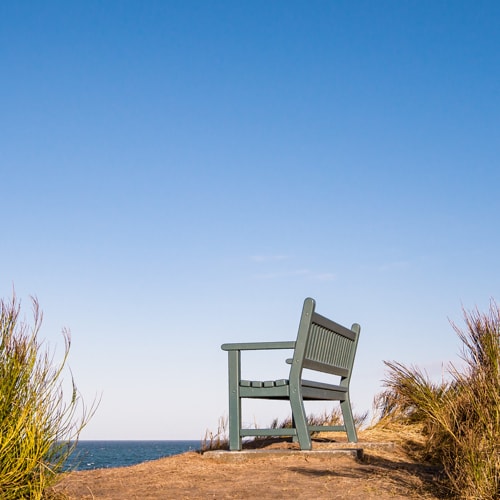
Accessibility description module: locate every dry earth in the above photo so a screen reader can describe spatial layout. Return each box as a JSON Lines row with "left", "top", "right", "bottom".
{"left": 55, "top": 430, "right": 443, "bottom": 499}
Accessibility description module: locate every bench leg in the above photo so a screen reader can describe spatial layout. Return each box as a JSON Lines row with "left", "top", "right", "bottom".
{"left": 291, "top": 415, "right": 298, "bottom": 443}
{"left": 290, "top": 391, "right": 311, "bottom": 450}
{"left": 227, "top": 350, "right": 242, "bottom": 450}
{"left": 341, "top": 398, "right": 358, "bottom": 443}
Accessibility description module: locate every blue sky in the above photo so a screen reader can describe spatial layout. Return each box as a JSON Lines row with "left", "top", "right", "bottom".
{"left": 2, "top": 1, "right": 499, "bottom": 439}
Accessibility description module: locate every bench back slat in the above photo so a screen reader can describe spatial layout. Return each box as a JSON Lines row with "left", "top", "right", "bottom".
{"left": 302, "top": 359, "right": 349, "bottom": 378}
{"left": 291, "top": 298, "right": 360, "bottom": 382}
{"left": 311, "top": 312, "right": 357, "bottom": 341}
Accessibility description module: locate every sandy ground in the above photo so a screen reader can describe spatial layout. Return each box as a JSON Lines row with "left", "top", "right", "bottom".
{"left": 55, "top": 434, "right": 444, "bottom": 499}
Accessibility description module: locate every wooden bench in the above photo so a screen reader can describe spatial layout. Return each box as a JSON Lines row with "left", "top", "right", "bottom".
{"left": 221, "top": 297, "right": 361, "bottom": 451}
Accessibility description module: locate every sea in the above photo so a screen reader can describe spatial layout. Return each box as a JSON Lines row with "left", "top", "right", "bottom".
{"left": 64, "top": 440, "right": 200, "bottom": 471}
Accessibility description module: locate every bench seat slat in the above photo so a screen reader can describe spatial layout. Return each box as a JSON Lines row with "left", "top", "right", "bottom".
{"left": 301, "top": 379, "right": 347, "bottom": 392}
{"left": 301, "top": 379, "right": 348, "bottom": 401}
{"left": 240, "top": 379, "right": 288, "bottom": 388}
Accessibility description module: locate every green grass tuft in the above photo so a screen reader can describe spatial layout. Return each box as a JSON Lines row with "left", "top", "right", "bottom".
{"left": 0, "top": 294, "right": 97, "bottom": 499}
{"left": 376, "top": 301, "right": 500, "bottom": 499}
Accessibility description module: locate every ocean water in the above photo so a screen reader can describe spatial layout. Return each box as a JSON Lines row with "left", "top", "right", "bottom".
{"left": 64, "top": 440, "right": 200, "bottom": 471}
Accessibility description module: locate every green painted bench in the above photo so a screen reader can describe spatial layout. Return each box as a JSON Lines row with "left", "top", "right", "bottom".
{"left": 221, "top": 297, "right": 361, "bottom": 451}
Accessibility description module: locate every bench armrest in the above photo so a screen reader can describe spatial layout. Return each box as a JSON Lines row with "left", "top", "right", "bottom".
{"left": 221, "top": 341, "right": 295, "bottom": 351}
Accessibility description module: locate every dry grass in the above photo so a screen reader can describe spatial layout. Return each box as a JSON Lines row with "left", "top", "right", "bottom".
{"left": 269, "top": 407, "right": 368, "bottom": 430}
{"left": 201, "top": 407, "right": 368, "bottom": 452}
{"left": 376, "top": 301, "right": 500, "bottom": 499}
{"left": 201, "top": 415, "right": 229, "bottom": 451}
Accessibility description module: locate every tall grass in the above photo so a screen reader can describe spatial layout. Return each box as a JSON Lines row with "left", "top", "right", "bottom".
{"left": 201, "top": 415, "right": 229, "bottom": 451}
{"left": 0, "top": 295, "right": 96, "bottom": 499}
{"left": 377, "top": 301, "right": 500, "bottom": 499}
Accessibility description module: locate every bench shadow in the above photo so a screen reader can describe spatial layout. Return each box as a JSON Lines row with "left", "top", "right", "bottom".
{"left": 242, "top": 436, "right": 349, "bottom": 450}
{"left": 242, "top": 436, "right": 297, "bottom": 449}
{"left": 288, "top": 452, "right": 444, "bottom": 498}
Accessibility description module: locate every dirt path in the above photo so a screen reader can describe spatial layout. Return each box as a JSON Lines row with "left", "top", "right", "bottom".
{"left": 55, "top": 439, "right": 442, "bottom": 499}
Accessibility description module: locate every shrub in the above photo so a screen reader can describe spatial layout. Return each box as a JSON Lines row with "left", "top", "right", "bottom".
{"left": 377, "top": 301, "right": 500, "bottom": 499}
{"left": 0, "top": 294, "right": 96, "bottom": 499}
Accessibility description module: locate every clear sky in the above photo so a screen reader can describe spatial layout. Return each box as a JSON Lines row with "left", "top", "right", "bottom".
{"left": 2, "top": 1, "right": 499, "bottom": 440}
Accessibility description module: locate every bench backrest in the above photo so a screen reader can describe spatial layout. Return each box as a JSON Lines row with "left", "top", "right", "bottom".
{"left": 290, "top": 298, "right": 360, "bottom": 386}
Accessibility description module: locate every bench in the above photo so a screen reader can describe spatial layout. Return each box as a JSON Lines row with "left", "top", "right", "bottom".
{"left": 221, "top": 297, "right": 361, "bottom": 451}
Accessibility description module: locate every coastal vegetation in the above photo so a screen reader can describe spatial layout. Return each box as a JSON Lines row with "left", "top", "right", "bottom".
{"left": 0, "top": 295, "right": 96, "bottom": 499}
{"left": 377, "top": 301, "right": 500, "bottom": 499}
